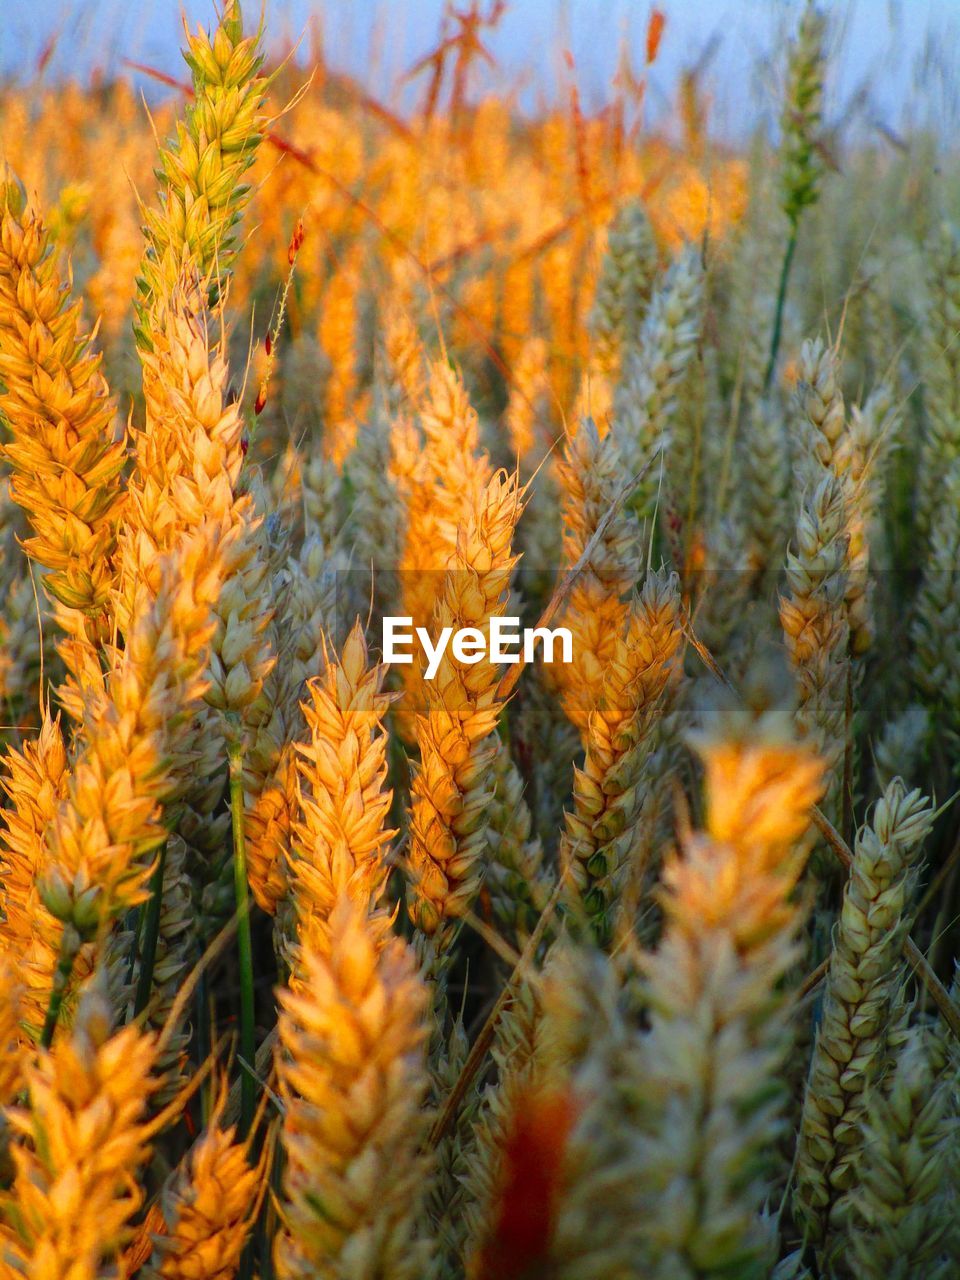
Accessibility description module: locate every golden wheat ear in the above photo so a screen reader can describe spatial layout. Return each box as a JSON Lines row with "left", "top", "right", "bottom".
{"left": 284, "top": 619, "right": 397, "bottom": 963}
{"left": 407, "top": 468, "right": 524, "bottom": 958}
{"left": 40, "top": 527, "right": 226, "bottom": 970}
{"left": 560, "top": 568, "right": 682, "bottom": 945}
{"left": 0, "top": 974, "right": 160, "bottom": 1276}
{"left": 274, "top": 894, "right": 435, "bottom": 1280}
{"left": 146, "top": 1078, "right": 265, "bottom": 1280}
{"left": 0, "top": 182, "right": 125, "bottom": 641}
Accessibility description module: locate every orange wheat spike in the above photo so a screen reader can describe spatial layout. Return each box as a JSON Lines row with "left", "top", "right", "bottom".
{"left": 407, "top": 469, "right": 523, "bottom": 953}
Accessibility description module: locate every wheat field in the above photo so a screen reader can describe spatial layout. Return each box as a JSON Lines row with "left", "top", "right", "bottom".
{"left": 0, "top": 2, "right": 957, "bottom": 1277}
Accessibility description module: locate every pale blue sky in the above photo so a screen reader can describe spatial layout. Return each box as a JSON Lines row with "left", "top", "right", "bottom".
{"left": 1, "top": 1, "right": 957, "bottom": 137}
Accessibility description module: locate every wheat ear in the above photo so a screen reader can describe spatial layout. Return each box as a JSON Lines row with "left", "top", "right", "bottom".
{"left": 274, "top": 895, "right": 434, "bottom": 1280}
{"left": 794, "top": 779, "right": 934, "bottom": 1255}
{"left": 0, "top": 976, "right": 159, "bottom": 1278}
{"left": 636, "top": 695, "right": 825, "bottom": 1276}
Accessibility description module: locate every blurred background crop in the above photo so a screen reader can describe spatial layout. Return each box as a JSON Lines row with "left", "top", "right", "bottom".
{"left": 3, "top": 0, "right": 959, "bottom": 137}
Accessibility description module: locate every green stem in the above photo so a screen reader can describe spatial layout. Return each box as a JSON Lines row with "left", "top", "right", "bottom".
{"left": 133, "top": 843, "right": 168, "bottom": 1018}
{"left": 40, "top": 927, "right": 81, "bottom": 1049}
{"left": 764, "top": 226, "right": 798, "bottom": 391}
{"left": 124, "top": 905, "right": 142, "bottom": 989}
{"left": 228, "top": 738, "right": 256, "bottom": 1140}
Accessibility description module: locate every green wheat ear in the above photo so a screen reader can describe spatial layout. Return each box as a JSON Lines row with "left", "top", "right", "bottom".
{"left": 844, "top": 1022, "right": 957, "bottom": 1278}
{"left": 766, "top": 2, "right": 827, "bottom": 388}
{"left": 134, "top": 0, "right": 270, "bottom": 351}
{"left": 781, "top": 2, "right": 826, "bottom": 229}
{"left": 794, "top": 779, "right": 935, "bottom": 1259}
